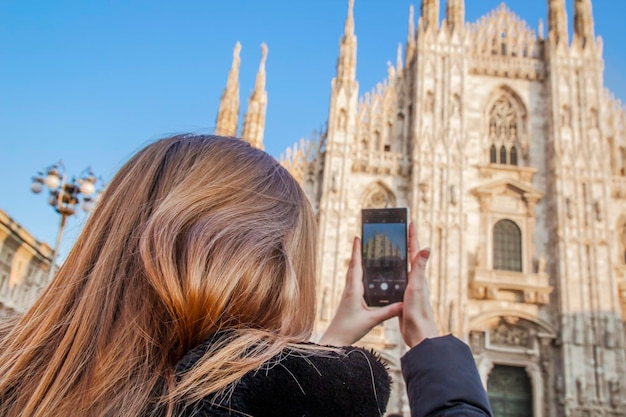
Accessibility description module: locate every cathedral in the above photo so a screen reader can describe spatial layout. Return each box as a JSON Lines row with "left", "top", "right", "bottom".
{"left": 215, "top": 0, "right": 626, "bottom": 415}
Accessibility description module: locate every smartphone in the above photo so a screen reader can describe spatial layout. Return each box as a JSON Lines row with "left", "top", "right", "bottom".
{"left": 361, "top": 208, "right": 409, "bottom": 307}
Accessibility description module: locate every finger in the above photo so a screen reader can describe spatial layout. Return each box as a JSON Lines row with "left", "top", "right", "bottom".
{"left": 408, "top": 248, "right": 431, "bottom": 288}
{"left": 408, "top": 222, "right": 420, "bottom": 262}
{"left": 415, "top": 247, "right": 431, "bottom": 270}
{"left": 346, "top": 237, "right": 363, "bottom": 289}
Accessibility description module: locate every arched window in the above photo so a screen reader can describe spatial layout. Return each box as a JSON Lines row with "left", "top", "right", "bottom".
{"left": 500, "top": 146, "right": 507, "bottom": 164}
{"left": 490, "top": 145, "right": 497, "bottom": 163}
{"left": 487, "top": 94, "right": 523, "bottom": 166}
{"left": 510, "top": 146, "right": 518, "bottom": 166}
{"left": 493, "top": 219, "right": 522, "bottom": 272}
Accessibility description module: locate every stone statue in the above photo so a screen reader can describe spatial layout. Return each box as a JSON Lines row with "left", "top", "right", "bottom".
{"left": 538, "top": 254, "right": 547, "bottom": 274}
{"left": 576, "top": 377, "right": 587, "bottom": 406}
{"left": 608, "top": 379, "right": 621, "bottom": 408}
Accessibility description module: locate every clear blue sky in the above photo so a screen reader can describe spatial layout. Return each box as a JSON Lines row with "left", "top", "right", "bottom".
{"left": 2, "top": 1, "right": 625, "bottom": 261}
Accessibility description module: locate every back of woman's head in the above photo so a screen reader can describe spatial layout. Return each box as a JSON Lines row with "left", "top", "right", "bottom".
{"left": 0, "top": 135, "right": 317, "bottom": 417}
{"left": 131, "top": 135, "right": 317, "bottom": 346}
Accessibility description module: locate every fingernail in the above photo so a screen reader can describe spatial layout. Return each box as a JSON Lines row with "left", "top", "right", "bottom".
{"left": 420, "top": 248, "right": 431, "bottom": 260}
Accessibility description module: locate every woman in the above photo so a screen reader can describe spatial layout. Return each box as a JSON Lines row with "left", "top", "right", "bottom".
{"left": 0, "top": 135, "right": 492, "bottom": 417}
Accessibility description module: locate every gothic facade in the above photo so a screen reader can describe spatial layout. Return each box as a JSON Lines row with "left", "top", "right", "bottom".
{"left": 219, "top": 1, "right": 626, "bottom": 415}
{"left": 0, "top": 0, "right": 622, "bottom": 415}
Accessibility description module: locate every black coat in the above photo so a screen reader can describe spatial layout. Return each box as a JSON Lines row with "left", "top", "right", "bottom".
{"left": 175, "top": 341, "right": 391, "bottom": 417}
{"left": 402, "top": 335, "right": 493, "bottom": 417}
{"left": 174, "top": 335, "right": 493, "bottom": 417}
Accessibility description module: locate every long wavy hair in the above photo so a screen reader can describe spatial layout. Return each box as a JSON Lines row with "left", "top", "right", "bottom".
{"left": 0, "top": 135, "right": 318, "bottom": 417}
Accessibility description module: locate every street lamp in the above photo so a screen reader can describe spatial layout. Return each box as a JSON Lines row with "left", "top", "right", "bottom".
{"left": 30, "top": 162, "right": 104, "bottom": 282}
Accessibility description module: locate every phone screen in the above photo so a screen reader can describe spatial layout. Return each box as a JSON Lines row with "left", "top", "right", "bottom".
{"left": 361, "top": 208, "right": 408, "bottom": 306}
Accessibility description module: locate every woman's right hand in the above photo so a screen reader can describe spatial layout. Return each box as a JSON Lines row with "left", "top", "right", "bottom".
{"left": 398, "top": 223, "right": 439, "bottom": 348}
{"left": 319, "top": 237, "right": 403, "bottom": 347}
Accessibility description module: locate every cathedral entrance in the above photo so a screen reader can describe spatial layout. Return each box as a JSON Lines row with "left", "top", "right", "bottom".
{"left": 487, "top": 365, "right": 533, "bottom": 417}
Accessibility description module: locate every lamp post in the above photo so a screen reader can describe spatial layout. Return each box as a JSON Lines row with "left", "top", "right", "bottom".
{"left": 30, "top": 162, "right": 104, "bottom": 282}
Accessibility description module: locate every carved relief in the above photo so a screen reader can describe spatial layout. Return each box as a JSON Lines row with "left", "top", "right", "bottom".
{"left": 367, "top": 191, "right": 389, "bottom": 208}
{"left": 489, "top": 318, "right": 532, "bottom": 348}
{"left": 362, "top": 183, "right": 396, "bottom": 209}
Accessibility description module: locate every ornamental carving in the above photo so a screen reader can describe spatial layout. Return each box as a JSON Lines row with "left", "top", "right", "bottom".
{"left": 367, "top": 191, "right": 389, "bottom": 208}
{"left": 362, "top": 183, "right": 396, "bottom": 209}
{"left": 468, "top": 4, "right": 543, "bottom": 80}
{"left": 469, "top": 4, "right": 539, "bottom": 59}
{"left": 489, "top": 318, "right": 532, "bottom": 348}
{"left": 487, "top": 94, "right": 526, "bottom": 164}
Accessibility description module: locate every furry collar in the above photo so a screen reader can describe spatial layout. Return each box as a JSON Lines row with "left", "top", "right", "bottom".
{"left": 175, "top": 337, "right": 391, "bottom": 417}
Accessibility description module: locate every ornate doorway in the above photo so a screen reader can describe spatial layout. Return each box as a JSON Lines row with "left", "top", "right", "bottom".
{"left": 488, "top": 365, "right": 533, "bottom": 417}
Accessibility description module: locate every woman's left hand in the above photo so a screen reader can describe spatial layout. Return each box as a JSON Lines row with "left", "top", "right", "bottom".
{"left": 318, "top": 237, "right": 403, "bottom": 346}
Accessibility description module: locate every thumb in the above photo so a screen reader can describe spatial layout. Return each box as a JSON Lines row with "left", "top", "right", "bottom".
{"left": 370, "top": 302, "right": 403, "bottom": 325}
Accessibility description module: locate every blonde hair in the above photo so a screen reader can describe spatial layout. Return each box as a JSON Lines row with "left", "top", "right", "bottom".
{"left": 0, "top": 135, "right": 318, "bottom": 417}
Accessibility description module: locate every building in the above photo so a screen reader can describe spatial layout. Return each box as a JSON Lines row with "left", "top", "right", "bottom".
{"left": 362, "top": 230, "right": 403, "bottom": 266}
{"left": 217, "top": 0, "right": 626, "bottom": 415}
{"left": 0, "top": 209, "right": 53, "bottom": 318}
